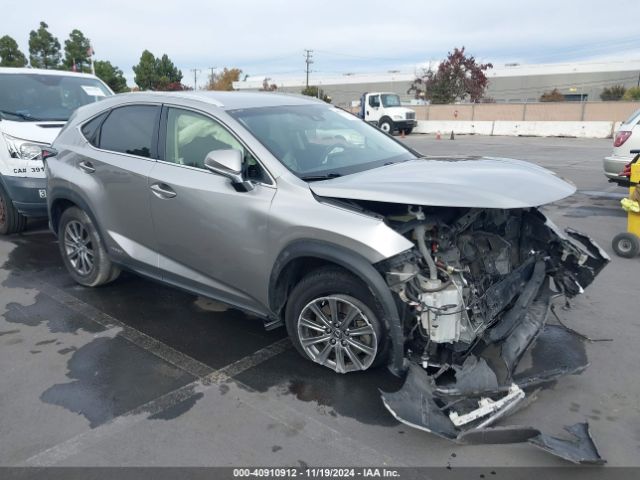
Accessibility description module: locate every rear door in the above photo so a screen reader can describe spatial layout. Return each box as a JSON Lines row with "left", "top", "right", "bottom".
{"left": 80, "top": 104, "right": 161, "bottom": 270}
{"left": 148, "top": 105, "right": 275, "bottom": 314}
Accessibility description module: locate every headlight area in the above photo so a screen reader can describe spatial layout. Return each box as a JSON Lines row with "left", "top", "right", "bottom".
{"left": 2, "top": 133, "right": 47, "bottom": 160}
{"left": 392, "top": 114, "right": 403, "bottom": 120}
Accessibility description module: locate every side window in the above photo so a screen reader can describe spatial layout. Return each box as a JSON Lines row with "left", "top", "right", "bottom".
{"left": 99, "top": 105, "right": 160, "bottom": 158}
{"left": 80, "top": 111, "right": 108, "bottom": 147}
{"left": 368, "top": 95, "right": 380, "bottom": 108}
{"left": 164, "top": 108, "right": 269, "bottom": 183}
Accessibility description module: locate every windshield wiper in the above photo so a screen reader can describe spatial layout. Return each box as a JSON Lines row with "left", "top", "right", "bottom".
{"left": 0, "top": 110, "right": 42, "bottom": 121}
{"left": 300, "top": 172, "right": 342, "bottom": 181}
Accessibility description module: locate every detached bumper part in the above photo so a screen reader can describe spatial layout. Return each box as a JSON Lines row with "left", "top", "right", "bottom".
{"left": 381, "top": 365, "right": 605, "bottom": 464}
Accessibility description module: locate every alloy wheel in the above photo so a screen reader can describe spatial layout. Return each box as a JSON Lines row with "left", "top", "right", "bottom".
{"left": 63, "top": 220, "right": 94, "bottom": 276}
{"left": 297, "top": 295, "right": 378, "bottom": 373}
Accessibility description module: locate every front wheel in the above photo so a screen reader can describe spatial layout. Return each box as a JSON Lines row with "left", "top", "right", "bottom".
{"left": 378, "top": 119, "right": 393, "bottom": 135}
{"left": 0, "top": 183, "right": 26, "bottom": 235}
{"left": 285, "top": 267, "right": 388, "bottom": 374}
{"left": 58, "top": 206, "right": 120, "bottom": 286}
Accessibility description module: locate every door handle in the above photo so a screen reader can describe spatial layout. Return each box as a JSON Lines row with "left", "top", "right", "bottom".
{"left": 150, "top": 183, "right": 177, "bottom": 199}
{"left": 78, "top": 160, "right": 95, "bottom": 173}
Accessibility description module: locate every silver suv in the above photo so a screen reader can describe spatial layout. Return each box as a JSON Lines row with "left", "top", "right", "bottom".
{"left": 46, "top": 92, "right": 608, "bottom": 452}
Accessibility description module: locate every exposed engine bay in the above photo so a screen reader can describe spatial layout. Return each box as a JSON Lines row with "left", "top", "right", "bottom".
{"left": 366, "top": 203, "right": 609, "bottom": 464}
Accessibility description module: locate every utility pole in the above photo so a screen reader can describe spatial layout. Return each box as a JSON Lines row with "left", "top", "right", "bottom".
{"left": 304, "top": 49, "right": 313, "bottom": 88}
{"left": 191, "top": 68, "right": 201, "bottom": 90}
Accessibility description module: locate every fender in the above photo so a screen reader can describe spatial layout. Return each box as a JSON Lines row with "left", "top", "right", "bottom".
{"left": 48, "top": 186, "right": 105, "bottom": 241}
{"left": 269, "top": 239, "right": 406, "bottom": 376}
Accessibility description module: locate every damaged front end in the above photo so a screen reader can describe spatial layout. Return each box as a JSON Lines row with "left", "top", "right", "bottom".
{"left": 375, "top": 206, "right": 609, "bottom": 464}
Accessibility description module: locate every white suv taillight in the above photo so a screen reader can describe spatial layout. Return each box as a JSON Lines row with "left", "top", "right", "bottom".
{"left": 614, "top": 130, "right": 632, "bottom": 148}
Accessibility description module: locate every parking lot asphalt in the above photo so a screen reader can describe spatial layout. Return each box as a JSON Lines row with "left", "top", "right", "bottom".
{"left": 1, "top": 135, "right": 638, "bottom": 469}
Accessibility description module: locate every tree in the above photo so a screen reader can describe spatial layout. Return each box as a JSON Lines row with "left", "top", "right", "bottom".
{"left": 408, "top": 47, "right": 492, "bottom": 104}
{"left": 155, "top": 54, "right": 182, "bottom": 90}
{"left": 63, "top": 29, "right": 92, "bottom": 72}
{"left": 301, "top": 85, "right": 331, "bottom": 103}
{"left": 600, "top": 85, "right": 626, "bottom": 101}
{"left": 259, "top": 77, "right": 277, "bottom": 91}
{"left": 206, "top": 67, "right": 242, "bottom": 91}
{"left": 133, "top": 50, "right": 158, "bottom": 90}
{"left": 133, "top": 50, "right": 186, "bottom": 91}
{"left": 539, "top": 88, "right": 565, "bottom": 102}
{"left": 28, "top": 21, "right": 61, "bottom": 69}
{"left": 623, "top": 87, "right": 640, "bottom": 101}
{"left": 0, "top": 35, "right": 27, "bottom": 67}
{"left": 94, "top": 60, "right": 128, "bottom": 93}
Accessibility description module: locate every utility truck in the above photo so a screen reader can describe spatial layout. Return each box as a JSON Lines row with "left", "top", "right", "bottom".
{"left": 358, "top": 92, "right": 416, "bottom": 135}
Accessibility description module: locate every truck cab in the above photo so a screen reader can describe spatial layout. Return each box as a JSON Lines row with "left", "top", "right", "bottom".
{"left": 358, "top": 92, "right": 416, "bottom": 135}
{"left": 0, "top": 68, "right": 113, "bottom": 234}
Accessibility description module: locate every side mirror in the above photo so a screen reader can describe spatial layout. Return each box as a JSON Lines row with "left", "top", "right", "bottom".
{"left": 204, "top": 149, "right": 254, "bottom": 192}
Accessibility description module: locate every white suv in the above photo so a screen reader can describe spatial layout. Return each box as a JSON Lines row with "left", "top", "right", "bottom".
{"left": 604, "top": 108, "right": 640, "bottom": 186}
{"left": 0, "top": 67, "right": 112, "bottom": 234}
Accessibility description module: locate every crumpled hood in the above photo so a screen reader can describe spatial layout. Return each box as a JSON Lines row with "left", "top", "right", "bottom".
{"left": 0, "top": 119, "right": 63, "bottom": 145}
{"left": 309, "top": 156, "right": 576, "bottom": 208}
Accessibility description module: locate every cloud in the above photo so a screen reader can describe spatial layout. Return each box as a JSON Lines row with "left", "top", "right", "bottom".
{"left": 3, "top": 0, "right": 639, "bottom": 87}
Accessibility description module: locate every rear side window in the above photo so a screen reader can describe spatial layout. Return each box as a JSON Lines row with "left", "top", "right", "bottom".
{"left": 81, "top": 112, "right": 108, "bottom": 146}
{"left": 99, "top": 105, "right": 160, "bottom": 158}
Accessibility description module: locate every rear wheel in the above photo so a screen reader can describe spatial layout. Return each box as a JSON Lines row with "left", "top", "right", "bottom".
{"left": 612, "top": 232, "right": 640, "bottom": 258}
{"left": 58, "top": 206, "right": 120, "bottom": 286}
{"left": 404, "top": 127, "right": 413, "bottom": 135}
{"left": 0, "top": 183, "right": 26, "bottom": 235}
{"left": 285, "top": 267, "right": 388, "bottom": 373}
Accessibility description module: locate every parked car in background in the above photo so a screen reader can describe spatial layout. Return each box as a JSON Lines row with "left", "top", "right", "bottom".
{"left": 0, "top": 67, "right": 112, "bottom": 234}
{"left": 604, "top": 108, "right": 640, "bottom": 186}
{"left": 45, "top": 92, "right": 608, "bottom": 461}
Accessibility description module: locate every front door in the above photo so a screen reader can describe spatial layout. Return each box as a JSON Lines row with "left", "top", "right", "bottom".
{"left": 148, "top": 106, "right": 275, "bottom": 314}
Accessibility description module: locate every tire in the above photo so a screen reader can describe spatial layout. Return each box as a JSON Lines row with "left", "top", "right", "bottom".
{"left": 0, "top": 183, "right": 27, "bottom": 235}
{"left": 378, "top": 119, "right": 393, "bottom": 135}
{"left": 285, "top": 266, "right": 389, "bottom": 374}
{"left": 58, "top": 206, "right": 120, "bottom": 286}
{"left": 404, "top": 127, "right": 413, "bottom": 135}
{"left": 612, "top": 232, "right": 640, "bottom": 258}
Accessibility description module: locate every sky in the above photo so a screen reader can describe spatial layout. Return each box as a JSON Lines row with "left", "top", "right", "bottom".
{"left": 3, "top": 0, "right": 640, "bottom": 88}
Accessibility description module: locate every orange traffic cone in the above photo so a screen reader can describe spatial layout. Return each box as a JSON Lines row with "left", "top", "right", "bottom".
{"left": 401, "top": 129, "right": 405, "bottom": 138}
{"left": 436, "top": 131, "right": 441, "bottom": 140}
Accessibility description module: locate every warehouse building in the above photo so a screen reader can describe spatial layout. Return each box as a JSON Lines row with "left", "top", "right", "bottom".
{"left": 233, "top": 59, "right": 640, "bottom": 107}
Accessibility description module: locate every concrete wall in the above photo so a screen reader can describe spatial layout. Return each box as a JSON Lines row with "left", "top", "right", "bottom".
{"left": 414, "top": 120, "right": 618, "bottom": 138}
{"left": 410, "top": 101, "right": 640, "bottom": 123}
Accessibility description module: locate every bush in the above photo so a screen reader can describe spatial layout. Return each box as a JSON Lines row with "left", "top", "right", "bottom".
{"left": 539, "top": 88, "right": 565, "bottom": 102}
{"left": 601, "top": 85, "right": 626, "bottom": 101}
{"left": 623, "top": 87, "right": 640, "bottom": 101}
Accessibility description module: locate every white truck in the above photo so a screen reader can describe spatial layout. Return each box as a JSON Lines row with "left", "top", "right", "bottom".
{"left": 357, "top": 92, "right": 416, "bottom": 135}
{"left": 0, "top": 68, "right": 112, "bottom": 234}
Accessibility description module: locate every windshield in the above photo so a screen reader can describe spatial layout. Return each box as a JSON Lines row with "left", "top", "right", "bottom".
{"left": 381, "top": 94, "right": 401, "bottom": 107}
{"left": 0, "top": 73, "right": 112, "bottom": 122}
{"left": 229, "top": 105, "right": 416, "bottom": 179}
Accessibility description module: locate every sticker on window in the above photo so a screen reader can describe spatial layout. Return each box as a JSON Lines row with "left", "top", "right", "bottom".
{"left": 81, "top": 85, "right": 106, "bottom": 97}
